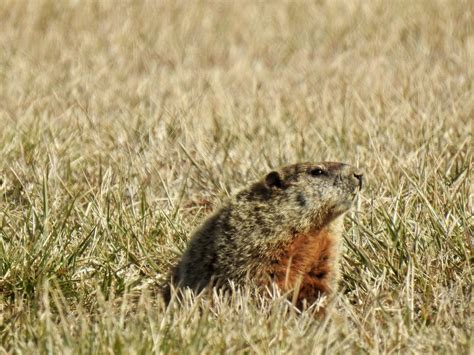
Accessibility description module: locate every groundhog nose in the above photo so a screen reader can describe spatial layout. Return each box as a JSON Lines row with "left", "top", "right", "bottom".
{"left": 353, "top": 170, "right": 363, "bottom": 189}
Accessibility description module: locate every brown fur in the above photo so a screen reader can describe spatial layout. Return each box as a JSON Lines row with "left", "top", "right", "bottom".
{"left": 266, "top": 227, "right": 339, "bottom": 308}
{"left": 163, "top": 162, "right": 362, "bottom": 310}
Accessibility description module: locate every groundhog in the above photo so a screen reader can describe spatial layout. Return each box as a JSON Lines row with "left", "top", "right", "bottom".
{"left": 162, "top": 162, "right": 363, "bottom": 310}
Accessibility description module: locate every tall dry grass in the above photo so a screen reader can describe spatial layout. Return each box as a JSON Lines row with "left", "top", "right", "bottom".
{"left": 0, "top": 0, "right": 472, "bottom": 353}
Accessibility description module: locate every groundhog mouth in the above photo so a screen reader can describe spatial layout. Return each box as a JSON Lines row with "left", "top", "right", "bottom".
{"left": 351, "top": 188, "right": 360, "bottom": 199}
{"left": 350, "top": 185, "right": 362, "bottom": 202}
{"left": 329, "top": 189, "right": 360, "bottom": 219}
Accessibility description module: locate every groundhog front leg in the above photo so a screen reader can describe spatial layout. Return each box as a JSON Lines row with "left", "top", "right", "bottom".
{"left": 291, "top": 273, "right": 332, "bottom": 310}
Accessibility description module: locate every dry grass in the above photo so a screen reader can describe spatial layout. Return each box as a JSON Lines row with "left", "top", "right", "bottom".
{"left": 0, "top": 0, "right": 472, "bottom": 353}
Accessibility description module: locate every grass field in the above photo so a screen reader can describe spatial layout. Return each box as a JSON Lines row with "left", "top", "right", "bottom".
{"left": 0, "top": 0, "right": 472, "bottom": 353}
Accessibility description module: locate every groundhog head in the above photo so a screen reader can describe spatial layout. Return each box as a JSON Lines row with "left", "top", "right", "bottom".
{"left": 262, "top": 162, "right": 363, "bottom": 230}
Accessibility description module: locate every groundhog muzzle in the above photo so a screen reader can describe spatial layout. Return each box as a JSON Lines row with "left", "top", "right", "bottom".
{"left": 162, "top": 162, "right": 363, "bottom": 309}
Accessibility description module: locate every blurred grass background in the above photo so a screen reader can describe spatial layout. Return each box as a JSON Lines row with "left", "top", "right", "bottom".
{"left": 0, "top": 0, "right": 472, "bottom": 353}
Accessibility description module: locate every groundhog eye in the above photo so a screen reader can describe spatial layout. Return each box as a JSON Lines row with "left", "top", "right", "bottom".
{"left": 310, "top": 168, "right": 325, "bottom": 176}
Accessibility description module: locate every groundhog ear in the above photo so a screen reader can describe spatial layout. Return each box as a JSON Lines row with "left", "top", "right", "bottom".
{"left": 265, "top": 171, "right": 284, "bottom": 189}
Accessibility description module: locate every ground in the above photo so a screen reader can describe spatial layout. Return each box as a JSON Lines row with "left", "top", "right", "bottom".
{"left": 0, "top": 0, "right": 472, "bottom": 353}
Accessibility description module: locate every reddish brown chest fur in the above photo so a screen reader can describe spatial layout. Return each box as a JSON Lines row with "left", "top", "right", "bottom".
{"left": 267, "top": 229, "right": 339, "bottom": 308}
